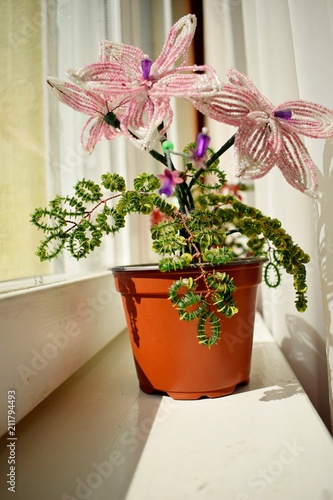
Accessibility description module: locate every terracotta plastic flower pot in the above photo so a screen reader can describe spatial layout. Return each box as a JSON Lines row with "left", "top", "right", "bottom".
{"left": 112, "top": 258, "right": 265, "bottom": 400}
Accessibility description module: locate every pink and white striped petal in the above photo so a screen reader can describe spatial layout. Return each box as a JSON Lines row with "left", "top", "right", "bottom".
{"left": 152, "top": 65, "right": 221, "bottom": 98}
{"left": 234, "top": 112, "right": 282, "bottom": 178}
{"left": 274, "top": 101, "right": 333, "bottom": 139}
{"left": 153, "top": 14, "right": 197, "bottom": 74}
{"left": 67, "top": 63, "right": 143, "bottom": 96}
{"left": 120, "top": 97, "right": 173, "bottom": 150}
{"left": 47, "top": 78, "right": 107, "bottom": 116}
{"left": 277, "top": 128, "right": 319, "bottom": 197}
{"left": 99, "top": 40, "right": 145, "bottom": 73}
{"left": 81, "top": 117, "right": 121, "bottom": 154}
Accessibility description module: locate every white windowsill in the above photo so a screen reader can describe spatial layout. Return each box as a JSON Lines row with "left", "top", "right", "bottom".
{"left": 0, "top": 313, "right": 333, "bottom": 499}
{"left": 0, "top": 271, "right": 126, "bottom": 437}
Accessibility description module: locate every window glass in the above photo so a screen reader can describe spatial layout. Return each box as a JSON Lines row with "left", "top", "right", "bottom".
{"left": 1, "top": 0, "right": 49, "bottom": 281}
{"left": 1, "top": 0, "right": 124, "bottom": 282}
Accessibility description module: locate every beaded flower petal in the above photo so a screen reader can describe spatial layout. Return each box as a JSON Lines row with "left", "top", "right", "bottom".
{"left": 192, "top": 69, "right": 333, "bottom": 196}
{"left": 157, "top": 168, "right": 184, "bottom": 197}
{"left": 67, "top": 14, "right": 221, "bottom": 150}
{"left": 47, "top": 77, "right": 123, "bottom": 153}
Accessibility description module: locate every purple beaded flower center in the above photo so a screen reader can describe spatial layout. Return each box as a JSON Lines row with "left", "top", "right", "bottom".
{"left": 196, "top": 132, "right": 210, "bottom": 158}
{"left": 274, "top": 109, "right": 292, "bottom": 121}
{"left": 141, "top": 58, "right": 153, "bottom": 79}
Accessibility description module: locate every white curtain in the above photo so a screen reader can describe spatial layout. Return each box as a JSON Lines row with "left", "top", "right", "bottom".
{"left": 46, "top": 0, "right": 173, "bottom": 274}
{"left": 203, "top": 0, "right": 333, "bottom": 431}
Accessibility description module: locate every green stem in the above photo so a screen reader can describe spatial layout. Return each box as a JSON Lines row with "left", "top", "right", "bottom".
{"left": 149, "top": 141, "right": 194, "bottom": 215}
{"left": 206, "top": 134, "right": 236, "bottom": 168}
{"left": 150, "top": 132, "right": 236, "bottom": 215}
{"left": 149, "top": 148, "right": 168, "bottom": 167}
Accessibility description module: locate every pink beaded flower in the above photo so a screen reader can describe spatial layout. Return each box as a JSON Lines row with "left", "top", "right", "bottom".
{"left": 193, "top": 69, "right": 333, "bottom": 196}
{"left": 67, "top": 14, "right": 221, "bottom": 150}
{"left": 47, "top": 78, "right": 124, "bottom": 153}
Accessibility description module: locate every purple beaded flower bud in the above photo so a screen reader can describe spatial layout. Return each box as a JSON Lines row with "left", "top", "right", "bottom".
{"left": 141, "top": 57, "right": 153, "bottom": 80}
{"left": 274, "top": 109, "right": 292, "bottom": 121}
{"left": 195, "top": 129, "right": 210, "bottom": 158}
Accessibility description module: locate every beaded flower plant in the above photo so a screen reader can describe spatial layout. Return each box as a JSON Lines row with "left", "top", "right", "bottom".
{"left": 31, "top": 14, "right": 333, "bottom": 347}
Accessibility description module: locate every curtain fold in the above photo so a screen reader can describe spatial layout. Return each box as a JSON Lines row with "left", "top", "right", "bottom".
{"left": 203, "top": 0, "right": 333, "bottom": 431}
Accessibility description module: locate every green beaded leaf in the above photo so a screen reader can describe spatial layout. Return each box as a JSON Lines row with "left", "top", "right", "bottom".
{"left": 74, "top": 179, "right": 102, "bottom": 202}
{"left": 169, "top": 277, "right": 196, "bottom": 305}
{"left": 68, "top": 221, "right": 103, "bottom": 259}
{"left": 31, "top": 195, "right": 86, "bottom": 234}
{"left": 206, "top": 272, "right": 238, "bottom": 317}
{"left": 151, "top": 219, "right": 186, "bottom": 255}
{"left": 197, "top": 312, "right": 221, "bottom": 347}
{"left": 153, "top": 234, "right": 187, "bottom": 255}
{"left": 95, "top": 206, "right": 125, "bottom": 234}
{"left": 48, "top": 194, "right": 85, "bottom": 213}
{"left": 133, "top": 173, "right": 160, "bottom": 192}
{"left": 158, "top": 254, "right": 193, "bottom": 272}
{"left": 264, "top": 261, "right": 281, "bottom": 288}
{"left": 138, "top": 195, "right": 155, "bottom": 215}
{"left": 191, "top": 166, "right": 227, "bottom": 191}
{"left": 247, "top": 235, "right": 266, "bottom": 252}
{"left": 101, "top": 172, "right": 126, "bottom": 192}
{"left": 30, "top": 208, "right": 66, "bottom": 233}
{"left": 202, "top": 247, "right": 233, "bottom": 265}
{"left": 35, "top": 233, "right": 67, "bottom": 261}
{"left": 117, "top": 190, "right": 157, "bottom": 215}
{"left": 115, "top": 191, "right": 141, "bottom": 215}
{"left": 151, "top": 194, "right": 177, "bottom": 217}
{"left": 177, "top": 293, "right": 208, "bottom": 321}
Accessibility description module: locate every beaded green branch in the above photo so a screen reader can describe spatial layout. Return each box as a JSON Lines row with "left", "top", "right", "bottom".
{"left": 31, "top": 142, "right": 309, "bottom": 346}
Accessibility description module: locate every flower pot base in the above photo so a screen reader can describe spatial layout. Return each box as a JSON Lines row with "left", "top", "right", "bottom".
{"left": 139, "top": 377, "right": 250, "bottom": 400}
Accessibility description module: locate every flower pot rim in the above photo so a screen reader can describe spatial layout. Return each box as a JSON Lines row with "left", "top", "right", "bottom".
{"left": 111, "top": 256, "right": 268, "bottom": 273}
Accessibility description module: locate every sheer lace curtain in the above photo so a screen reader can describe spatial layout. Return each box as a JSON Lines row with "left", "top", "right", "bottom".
{"left": 203, "top": 0, "right": 333, "bottom": 431}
